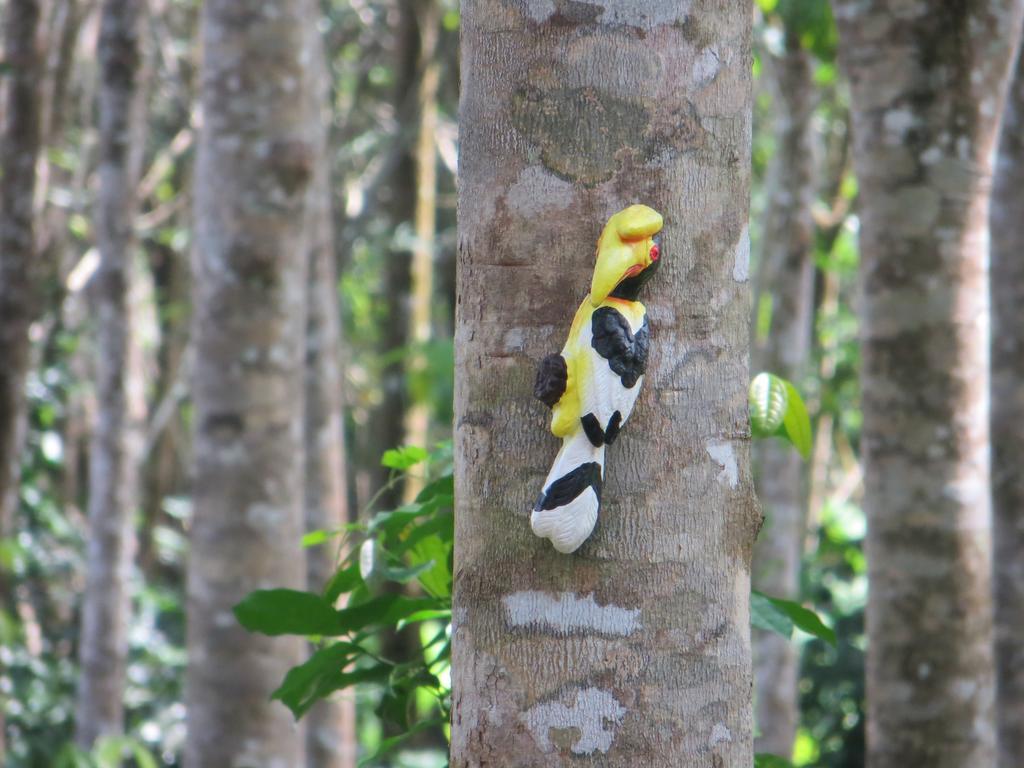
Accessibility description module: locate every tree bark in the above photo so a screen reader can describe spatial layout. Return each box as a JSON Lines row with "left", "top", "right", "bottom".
{"left": 992, "top": 40, "right": 1024, "bottom": 768}
{"left": 451, "top": 3, "right": 758, "bottom": 766}
{"left": 74, "top": 0, "right": 148, "bottom": 748}
{"left": 185, "top": 1, "right": 319, "bottom": 765}
{"left": 360, "top": 1, "right": 417, "bottom": 511}
{"left": 303, "top": 21, "right": 357, "bottom": 768}
{"left": 402, "top": 0, "right": 441, "bottom": 503}
{"left": 751, "top": 38, "right": 816, "bottom": 760}
{"left": 833, "top": 2, "right": 1024, "bottom": 766}
{"left": 0, "top": 0, "right": 43, "bottom": 545}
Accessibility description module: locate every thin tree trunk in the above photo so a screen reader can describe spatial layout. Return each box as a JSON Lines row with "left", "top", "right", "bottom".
{"left": 451, "top": 3, "right": 758, "bottom": 765}
{"left": 0, "top": 0, "right": 44, "bottom": 545}
{"left": 303, "top": 19, "right": 357, "bottom": 768}
{"left": 992, "top": 39, "right": 1024, "bottom": 768}
{"left": 185, "top": 1, "right": 318, "bottom": 764}
{"left": 0, "top": 2, "right": 44, "bottom": 757}
{"left": 751, "top": 38, "right": 816, "bottom": 760}
{"left": 361, "top": 3, "right": 417, "bottom": 511}
{"left": 402, "top": 0, "right": 440, "bottom": 503}
{"left": 75, "top": 0, "right": 148, "bottom": 747}
{"left": 833, "top": 2, "right": 1024, "bottom": 765}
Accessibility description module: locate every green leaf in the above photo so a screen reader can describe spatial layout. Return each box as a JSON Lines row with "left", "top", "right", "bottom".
{"left": 368, "top": 501, "right": 434, "bottom": 537}
{"left": 408, "top": 533, "right": 453, "bottom": 597}
{"left": 765, "top": 593, "right": 837, "bottom": 647}
{"left": 234, "top": 589, "right": 341, "bottom": 636}
{"left": 395, "top": 511, "right": 454, "bottom": 553}
{"left": 755, "top": 754, "right": 796, "bottom": 768}
{"left": 751, "top": 591, "right": 836, "bottom": 647}
{"left": 749, "top": 373, "right": 813, "bottom": 459}
{"left": 780, "top": 380, "right": 812, "bottom": 459}
{"left": 415, "top": 473, "right": 454, "bottom": 504}
{"left": 128, "top": 742, "right": 159, "bottom": 768}
{"left": 272, "top": 641, "right": 360, "bottom": 714}
{"left": 324, "top": 562, "right": 363, "bottom": 604}
{"left": 358, "top": 718, "right": 447, "bottom": 767}
{"left": 396, "top": 608, "right": 452, "bottom": 631}
{"left": 302, "top": 529, "right": 330, "bottom": 547}
{"left": 381, "top": 445, "right": 429, "bottom": 470}
{"left": 53, "top": 744, "right": 95, "bottom": 768}
{"left": 279, "top": 662, "right": 394, "bottom": 718}
{"left": 334, "top": 594, "right": 443, "bottom": 634}
{"left": 750, "top": 591, "right": 793, "bottom": 638}
{"left": 749, "top": 372, "right": 787, "bottom": 436}
{"left": 379, "top": 560, "right": 436, "bottom": 583}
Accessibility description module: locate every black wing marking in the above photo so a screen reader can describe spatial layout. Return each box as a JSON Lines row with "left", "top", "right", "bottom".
{"left": 580, "top": 413, "right": 604, "bottom": 447}
{"left": 534, "top": 461, "right": 603, "bottom": 511}
{"left": 534, "top": 353, "right": 568, "bottom": 408}
{"left": 591, "top": 307, "right": 649, "bottom": 389}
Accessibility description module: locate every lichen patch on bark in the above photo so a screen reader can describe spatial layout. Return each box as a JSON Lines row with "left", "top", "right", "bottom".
{"left": 521, "top": 687, "right": 626, "bottom": 755}
{"left": 503, "top": 591, "right": 641, "bottom": 636}
{"left": 706, "top": 440, "right": 739, "bottom": 488}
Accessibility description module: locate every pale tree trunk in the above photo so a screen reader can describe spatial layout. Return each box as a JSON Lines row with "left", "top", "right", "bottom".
{"left": 303, "top": 21, "right": 357, "bottom": 768}
{"left": 402, "top": 0, "right": 440, "bottom": 502}
{"left": 0, "top": 2, "right": 43, "bottom": 758}
{"left": 0, "top": 0, "right": 43, "bottom": 546}
{"left": 833, "top": 2, "right": 1024, "bottom": 765}
{"left": 452, "top": 3, "right": 758, "bottom": 766}
{"left": 992, "top": 41, "right": 1024, "bottom": 768}
{"left": 185, "top": 0, "right": 318, "bottom": 764}
{"left": 75, "top": 0, "right": 149, "bottom": 747}
{"left": 751, "top": 38, "right": 816, "bottom": 760}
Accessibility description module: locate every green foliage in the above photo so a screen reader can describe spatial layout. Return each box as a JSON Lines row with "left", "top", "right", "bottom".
{"left": 750, "top": 372, "right": 813, "bottom": 458}
{"left": 234, "top": 589, "right": 346, "bottom": 636}
{"left": 755, "top": 754, "right": 796, "bottom": 768}
{"left": 757, "top": 0, "right": 838, "bottom": 60}
{"left": 238, "top": 444, "right": 454, "bottom": 763}
{"left": 381, "top": 445, "right": 430, "bottom": 471}
{"left": 54, "top": 736, "right": 159, "bottom": 768}
{"left": 751, "top": 591, "right": 837, "bottom": 647}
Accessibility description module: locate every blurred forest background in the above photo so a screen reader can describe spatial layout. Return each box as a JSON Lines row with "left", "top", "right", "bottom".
{"left": 0, "top": 0, "right": 1020, "bottom": 766}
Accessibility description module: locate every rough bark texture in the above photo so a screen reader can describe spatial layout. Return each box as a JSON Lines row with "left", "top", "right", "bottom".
{"left": 0, "top": 0, "right": 43, "bottom": 543}
{"left": 993, "top": 42, "right": 1024, "bottom": 768}
{"left": 751, "top": 39, "right": 816, "bottom": 760}
{"left": 75, "top": 0, "right": 148, "bottom": 748}
{"left": 452, "top": 3, "right": 758, "bottom": 766}
{"left": 185, "top": 1, "right": 318, "bottom": 765}
{"left": 834, "top": 2, "right": 1024, "bottom": 766}
{"left": 304, "top": 24, "right": 357, "bottom": 768}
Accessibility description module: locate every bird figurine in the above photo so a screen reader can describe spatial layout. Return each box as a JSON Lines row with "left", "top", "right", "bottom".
{"left": 531, "top": 204, "right": 663, "bottom": 553}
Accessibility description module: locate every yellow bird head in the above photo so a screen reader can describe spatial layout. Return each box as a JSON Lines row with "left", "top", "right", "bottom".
{"left": 589, "top": 204, "right": 664, "bottom": 307}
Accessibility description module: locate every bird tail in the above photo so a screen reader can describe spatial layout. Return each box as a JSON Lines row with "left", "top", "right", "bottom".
{"left": 530, "top": 432, "right": 605, "bottom": 553}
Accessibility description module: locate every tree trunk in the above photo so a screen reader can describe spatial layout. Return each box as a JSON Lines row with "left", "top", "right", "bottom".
{"left": 360, "top": 2, "right": 417, "bottom": 511}
{"left": 751, "top": 38, "right": 816, "bottom": 760}
{"left": 451, "top": 3, "right": 758, "bottom": 766}
{"left": 0, "top": 0, "right": 43, "bottom": 545}
{"left": 833, "top": 2, "right": 1024, "bottom": 765}
{"left": 402, "top": 0, "right": 441, "bottom": 503}
{"left": 185, "top": 1, "right": 319, "bottom": 764}
{"left": 992, "top": 40, "right": 1024, "bottom": 768}
{"left": 303, "top": 21, "right": 357, "bottom": 768}
{"left": 74, "top": 0, "right": 148, "bottom": 747}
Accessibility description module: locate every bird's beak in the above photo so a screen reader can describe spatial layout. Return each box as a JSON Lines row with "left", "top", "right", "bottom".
{"left": 590, "top": 243, "right": 634, "bottom": 306}
{"left": 589, "top": 205, "right": 664, "bottom": 306}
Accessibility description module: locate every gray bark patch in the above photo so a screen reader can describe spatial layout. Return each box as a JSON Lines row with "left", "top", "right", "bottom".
{"left": 522, "top": 687, "right": 626, "bottom": 754}
{"left": 503, "top": 590, "right": 641, "bottom": 636}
